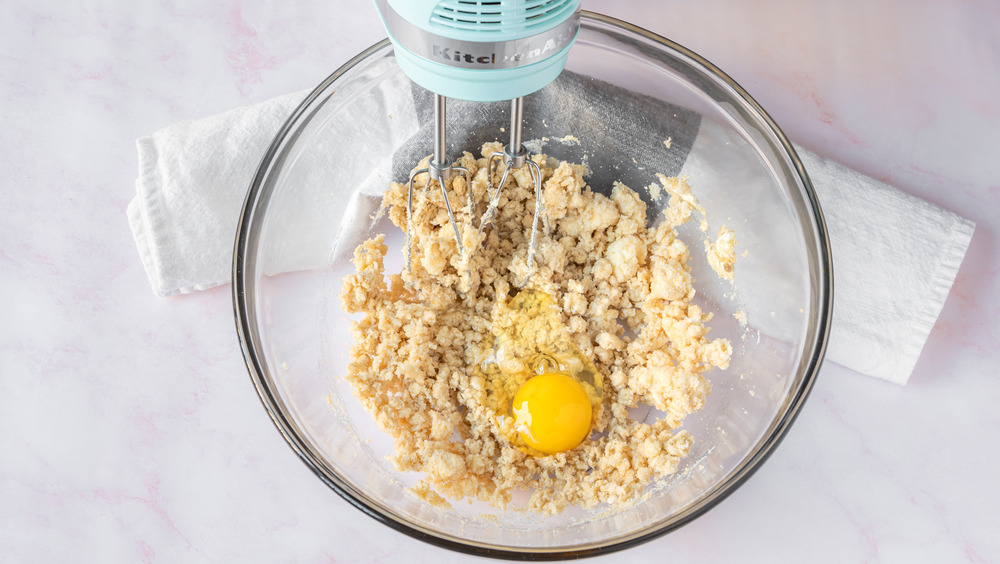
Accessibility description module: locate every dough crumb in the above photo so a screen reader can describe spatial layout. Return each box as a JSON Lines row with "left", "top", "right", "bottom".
{"left": 733, "top": 310, "right": 747, "bottom": 325}
{"left": 706, "top": 226, "right": 737, "bottom": 281}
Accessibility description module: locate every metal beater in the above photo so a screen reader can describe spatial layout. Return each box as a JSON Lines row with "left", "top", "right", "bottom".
{"left": 404, "top": 94, "right": 473, "bottom": 270}
{"left": 482, "top": 97, "right": 544, "bottom": 269}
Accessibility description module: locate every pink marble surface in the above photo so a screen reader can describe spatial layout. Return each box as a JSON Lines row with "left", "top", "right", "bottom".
{"left": 2, "top": 0, "right": 997, "bottom": 562}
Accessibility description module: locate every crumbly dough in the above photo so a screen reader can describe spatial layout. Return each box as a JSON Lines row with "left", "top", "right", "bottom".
{"left": 340, "top": 142, "right": 733, "bottom": 514}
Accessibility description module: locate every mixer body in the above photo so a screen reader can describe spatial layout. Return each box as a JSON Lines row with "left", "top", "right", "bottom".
{"left": 374, "top": 0, "right": 580, "bottom": 101}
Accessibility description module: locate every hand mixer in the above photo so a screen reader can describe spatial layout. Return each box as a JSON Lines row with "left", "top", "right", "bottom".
{"left": 373, "top": 0, "right": 582, "bottom": 271}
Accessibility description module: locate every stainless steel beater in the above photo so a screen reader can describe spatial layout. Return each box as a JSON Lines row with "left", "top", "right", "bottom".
{"left": 405, "top": 95, "right": 543, "bottom": 271}
{"left": 404, "top": 94, "right": 472, "bottom": 271}
{"left": 481, "top": 97, "right": 545, "bottom": 269}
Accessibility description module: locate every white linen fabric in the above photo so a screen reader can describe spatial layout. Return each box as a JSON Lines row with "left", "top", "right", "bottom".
{"left": 128, "top": 87, "right": 974, "bottom": 385}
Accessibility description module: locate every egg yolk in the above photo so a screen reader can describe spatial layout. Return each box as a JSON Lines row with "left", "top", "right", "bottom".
{"left": 511, "top": 372, "right": 593, "bottom": 455}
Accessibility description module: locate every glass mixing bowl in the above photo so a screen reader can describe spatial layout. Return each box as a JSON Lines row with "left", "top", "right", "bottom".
{"left": 234, "top": 12, "right": 831, "bottom": 560}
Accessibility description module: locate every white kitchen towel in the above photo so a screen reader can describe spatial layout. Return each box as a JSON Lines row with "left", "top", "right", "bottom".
{"left": 127, "top": 87, "right": 974, "bottom": 385}
{"left": 795, "top": 151, "right": 974, "bottom": 384}
{"left": 127, "top": 91, "right": 308, "bottom": 297}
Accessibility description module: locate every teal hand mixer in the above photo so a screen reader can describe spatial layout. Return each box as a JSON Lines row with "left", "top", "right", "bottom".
{"left": 373, "top": 0, "right": 582, "bottom": 270}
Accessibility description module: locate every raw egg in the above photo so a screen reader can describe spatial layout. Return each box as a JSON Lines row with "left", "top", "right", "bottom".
{"left": 512, "top": 372, "right": 593, "bottom": 454}
{"left": 478, "top": 289, "right": 603, "bottom": 455}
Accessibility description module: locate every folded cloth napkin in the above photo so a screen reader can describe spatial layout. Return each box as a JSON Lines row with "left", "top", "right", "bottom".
{"left": 127, "top": 75, "right": 974, "bottom": 385}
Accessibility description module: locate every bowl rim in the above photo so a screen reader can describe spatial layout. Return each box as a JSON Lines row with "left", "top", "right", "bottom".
{"left": 233, "top": 10, "right": 833, "bottom": 560}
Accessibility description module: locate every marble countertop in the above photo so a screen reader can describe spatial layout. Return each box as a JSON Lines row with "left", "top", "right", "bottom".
{"left": 2, "top": 0, "right": 998, "bottom": 562}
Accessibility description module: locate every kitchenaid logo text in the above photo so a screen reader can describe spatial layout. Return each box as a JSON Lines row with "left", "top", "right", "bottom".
{"left": 430, "top": 29, "right": 574, "bottom": 67}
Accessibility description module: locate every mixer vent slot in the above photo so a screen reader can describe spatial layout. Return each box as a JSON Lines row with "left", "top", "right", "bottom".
{"left": 432, "top": 0, "right": 575, "bottom": 32}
